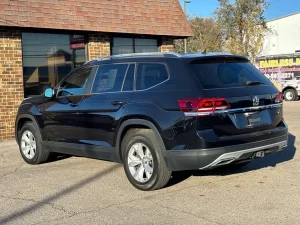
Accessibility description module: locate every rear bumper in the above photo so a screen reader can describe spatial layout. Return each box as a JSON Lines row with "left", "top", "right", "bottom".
{"left": 166, "top": 134, "right": 288, "bottom": 171}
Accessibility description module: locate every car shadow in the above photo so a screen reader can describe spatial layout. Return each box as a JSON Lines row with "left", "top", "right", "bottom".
{"left": 167, "top": 133, "right": 296, "bottom": 187}
{"left": 46, "top": 153, "right": 72, "bottom": 163}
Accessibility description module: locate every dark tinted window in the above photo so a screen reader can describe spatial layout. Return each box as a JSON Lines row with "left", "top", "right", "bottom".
{"left": 190, "top": 60, "right": 272, "bottom": 89}
{"left": 122, "top": 64, "right": 135, "bottom": 91}
{"left": 136, "top": 63, "right": 169, "bottom": 90}
{"left": 58, "top": 67, "right": 92, "bottom": 96}
{"left": 22, "top": 33, "right": 86, "bottom": 97}
{"left": 112, "top": 38, "right": 158, "bottom": 55}
{"left": 92, "top": 64, "right": 129, "bottom": 93}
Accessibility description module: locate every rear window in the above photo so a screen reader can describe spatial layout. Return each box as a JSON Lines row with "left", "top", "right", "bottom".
{"left": 190, "top": 60, "right": 272, "bottom": 89}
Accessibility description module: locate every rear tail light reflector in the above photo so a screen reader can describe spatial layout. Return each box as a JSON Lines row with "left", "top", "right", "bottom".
{"left": 178, "top": 98, "right": 230, "bottom": 115}
{"left": 275, "top": 92, "right": 283, "bottom": 103}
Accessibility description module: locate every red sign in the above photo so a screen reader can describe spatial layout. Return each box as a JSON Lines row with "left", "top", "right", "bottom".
{"left": 70, "top": 43, "right": 85, "bottom": 49}
{"left": 70, "top": 35, "right": 85, "bottom": 49}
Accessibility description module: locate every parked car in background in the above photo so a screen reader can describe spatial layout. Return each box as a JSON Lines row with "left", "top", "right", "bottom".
{"left": 15, "top": 52, "right": 288, "bottom": 191}
{"left": 256, "top": 54, "right": 300, "bottom": 101}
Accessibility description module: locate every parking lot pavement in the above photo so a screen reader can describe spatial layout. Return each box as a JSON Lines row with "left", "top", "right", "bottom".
{"left": 0, "top": 102, "right": 299, "bottom": 225}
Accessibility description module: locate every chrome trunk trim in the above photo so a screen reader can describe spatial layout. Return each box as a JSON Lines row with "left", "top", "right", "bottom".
{"left": 184, "top": 103, "right": 282, "bottom": 117}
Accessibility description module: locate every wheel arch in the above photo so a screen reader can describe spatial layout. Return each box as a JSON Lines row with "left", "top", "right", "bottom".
{"left": 15, "top": 114, "right": 42, "bottom": 144}
{"left": 115, "top": 119, "right": 170, "bottom": 169}
{"left": 282, "top": 86, "right": 297, "bottom": 93}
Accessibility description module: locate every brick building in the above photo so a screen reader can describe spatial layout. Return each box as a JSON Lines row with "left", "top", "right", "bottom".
{"left": 0, "top": 0, "right": 192, "bottom": 140}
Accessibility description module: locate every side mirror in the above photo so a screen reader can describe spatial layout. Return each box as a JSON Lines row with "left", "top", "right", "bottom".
{"left": 44, "top": 88, "right": 54, "bottom": 98}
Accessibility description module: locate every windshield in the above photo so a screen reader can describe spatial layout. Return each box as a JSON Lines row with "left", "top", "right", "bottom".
{"left": 190, "top": 60, "right": 272, "bottom": 89}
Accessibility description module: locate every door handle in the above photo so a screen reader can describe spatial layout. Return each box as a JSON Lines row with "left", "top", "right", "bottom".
{"left": 111, "top": 101, "right": 127, "bottom": 106}
{"left": 70, "top": 102, "right": 80, "bottom": 107}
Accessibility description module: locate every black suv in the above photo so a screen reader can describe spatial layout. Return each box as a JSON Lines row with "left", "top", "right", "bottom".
{"left": 15, "top": 52, "right": 288, "bottom": 191}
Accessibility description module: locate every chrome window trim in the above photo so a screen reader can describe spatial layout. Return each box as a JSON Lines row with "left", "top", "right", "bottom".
{"left": 184, "top": 103, "right": 283, "bottom": 117}
{"left": 120, "top": 64, "right": 131, "bottom": 91}
{"left": 121, "top": 63, "right": 136, "bottom": 92}
{"left": 86, "top": 62, "right": 170, "bottom": 95}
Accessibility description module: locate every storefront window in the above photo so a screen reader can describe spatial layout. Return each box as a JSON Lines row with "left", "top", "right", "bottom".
{"left": 112, "top": 37, "right": 158, "bottom": 55}
{"left": 22, "top": 33, "right": 86, "bottom": 97}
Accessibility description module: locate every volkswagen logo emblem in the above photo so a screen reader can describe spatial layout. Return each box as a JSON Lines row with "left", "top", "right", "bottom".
{"left": 253, "top": 96, "right": 259, "bottom": 106}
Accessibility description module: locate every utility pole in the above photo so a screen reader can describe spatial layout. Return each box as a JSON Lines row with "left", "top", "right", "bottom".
{"left": 184, "top": 0, "right": 190, "bottom": 53}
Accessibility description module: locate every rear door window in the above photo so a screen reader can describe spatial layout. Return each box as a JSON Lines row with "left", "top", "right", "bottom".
{"left": 136, "top": 63, "right": 169, "bottom": 90}
{"left": 92, "top": 64, "right": 129, "bottom": 93}
{"left": 190, "top": 59, "right": 272, "bottom": 89}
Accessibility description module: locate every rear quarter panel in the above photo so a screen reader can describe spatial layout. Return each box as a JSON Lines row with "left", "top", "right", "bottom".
{"left": 118, "top": 59, "right": 205, "bottom": 150}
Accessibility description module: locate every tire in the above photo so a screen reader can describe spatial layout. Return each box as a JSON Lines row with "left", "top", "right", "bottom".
{"left": 121, "top": 128, "right": 172, "bottom": 191}
{"left": 284, "top": 89, "right": 298, "bottom": 101}
{"left": 18, "top": 122, "right": 50, "bottom": 164}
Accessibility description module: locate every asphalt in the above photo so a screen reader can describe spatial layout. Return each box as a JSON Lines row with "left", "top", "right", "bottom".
{"left": 0, "top": 102, "right": 299, "bottom": 225}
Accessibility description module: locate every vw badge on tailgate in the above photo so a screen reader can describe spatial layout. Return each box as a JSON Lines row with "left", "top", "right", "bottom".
{"left": 253, "top": 96, "right": 259, "bottom": 106}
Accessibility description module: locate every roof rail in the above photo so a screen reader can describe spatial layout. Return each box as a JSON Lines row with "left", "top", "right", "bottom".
{"left": 84, "top": 58, "right": 100, "bottom": 65}
{"left": 84, "top": 52, "right": 236, "bottom": 64}
{"left": 183, "top": 52, "right": 233, "bottom": 58}
{"left": 100, "top": 52, "right": 181, "bottom": 61}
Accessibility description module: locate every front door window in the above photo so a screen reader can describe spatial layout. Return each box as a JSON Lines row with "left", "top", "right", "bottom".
{"left": 58, "top": 67, "right": 93, "bottom": 97}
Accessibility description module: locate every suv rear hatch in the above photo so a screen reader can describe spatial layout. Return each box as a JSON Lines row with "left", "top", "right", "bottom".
{"left": 180, "top": 56, "right": 284, "bottom": 138}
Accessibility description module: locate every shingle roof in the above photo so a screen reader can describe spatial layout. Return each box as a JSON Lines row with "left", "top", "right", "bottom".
{"left": 0, "top": 0, "right": 193, "bottom": 37}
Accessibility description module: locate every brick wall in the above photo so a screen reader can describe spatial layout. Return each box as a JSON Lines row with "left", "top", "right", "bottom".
{"left": 160, "top": 37, "right": 174, "bottom": 52}
{"left": 0, "top": 28, "right": 23, "bottom": 141}
{"left": 88, "top": 33, "right": 110, "bottom": 59}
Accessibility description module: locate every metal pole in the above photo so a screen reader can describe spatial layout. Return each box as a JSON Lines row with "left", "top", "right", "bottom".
{"left": 184, "top": 0, "right": 187, "bottom": 53}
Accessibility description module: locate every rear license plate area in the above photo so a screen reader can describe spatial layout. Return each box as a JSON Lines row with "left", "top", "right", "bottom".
{"left": 246, "top": 112, "right": 261, "bottom": 126}
{"left": 228, "top": 110, "right": 272, "bottom": 129}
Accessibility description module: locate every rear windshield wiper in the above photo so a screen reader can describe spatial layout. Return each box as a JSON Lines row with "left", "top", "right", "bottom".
{"left": 245, "top": 81, "right": 265, "bottom": 86}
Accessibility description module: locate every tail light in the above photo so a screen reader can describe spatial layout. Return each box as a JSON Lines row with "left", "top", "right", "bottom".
{"left": 275, "top": 92, "right": 283, "bottom": 103}
{"left": 178, "top": 98, "right": 230, "bottom": 115}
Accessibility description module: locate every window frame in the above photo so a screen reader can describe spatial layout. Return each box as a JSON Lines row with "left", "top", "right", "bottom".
{"left": 134, "top": 62, "right": 170, "bottom": 91}
{"left": 55, "top": 66, "right": 96, "bottom": 98}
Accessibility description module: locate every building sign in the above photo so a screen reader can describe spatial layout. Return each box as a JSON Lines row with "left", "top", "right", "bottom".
{"left": 255, "top": 55, "right": 300, "bottom": 90}
{"left": 70, "top": 35, "right": 85, "bottom": 49}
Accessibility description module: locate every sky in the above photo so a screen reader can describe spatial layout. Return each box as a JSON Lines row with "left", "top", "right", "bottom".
{"left": 179, "top": 0, "right": 300, "bottom": 20}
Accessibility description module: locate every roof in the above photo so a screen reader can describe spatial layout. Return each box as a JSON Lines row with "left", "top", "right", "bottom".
{"left": 267, "top": 12, "right": 300, "bottom": 23}
{"left": 256, "top": 52, "right": 300, "bottom": 59}
{"left": 0, "top": 0, "right": 192, "bottom": 37}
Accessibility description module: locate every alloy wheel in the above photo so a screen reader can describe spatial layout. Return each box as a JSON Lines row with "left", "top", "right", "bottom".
{"left": 21, "top": 130, "right": 36, "bottom": 159}
{"left": 127, "top": 143, "right": 154, "bottom": 183}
